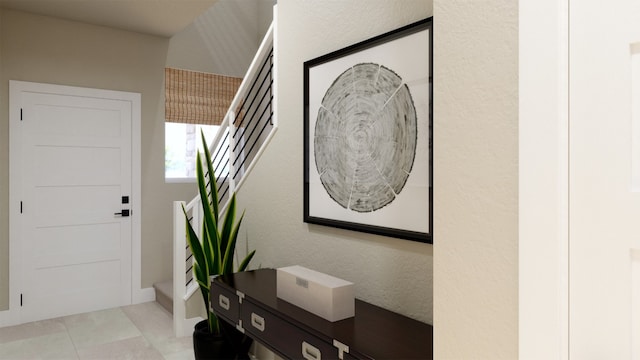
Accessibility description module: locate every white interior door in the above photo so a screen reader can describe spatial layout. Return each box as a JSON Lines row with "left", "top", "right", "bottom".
{"left": 11, "top": 82, "right": 137, "bottom": 323}
{"left": 570, "top": 0, "right": 640, "bottom": 357}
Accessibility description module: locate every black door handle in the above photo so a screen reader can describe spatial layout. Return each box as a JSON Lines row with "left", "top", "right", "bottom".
{"left": 114, "top": 209, "right": 130, "bottom": 217}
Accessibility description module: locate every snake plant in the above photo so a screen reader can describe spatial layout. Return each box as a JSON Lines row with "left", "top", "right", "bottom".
{"left": 183, "top": 131, "right": 256, "bottom": 334}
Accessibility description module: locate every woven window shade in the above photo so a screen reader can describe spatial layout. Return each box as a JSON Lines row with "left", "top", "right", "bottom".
{"left": 165, "top": 67, "right": 242, "bottom": 125}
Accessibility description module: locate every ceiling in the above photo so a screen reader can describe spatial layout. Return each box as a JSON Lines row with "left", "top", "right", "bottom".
{"left": 0, "top": 0, "right": 218, "bottom": 37}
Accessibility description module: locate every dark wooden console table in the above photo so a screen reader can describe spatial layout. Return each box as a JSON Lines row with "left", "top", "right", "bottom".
{"left": 211, "top": 269, "right": 432, "bottom": 360}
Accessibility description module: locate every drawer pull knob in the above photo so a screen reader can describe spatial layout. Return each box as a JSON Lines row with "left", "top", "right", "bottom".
{"left": 251, "top": 312, "right": 265, "bottom": 332}
{"left": 302, "top": 341, "right": 321, "bottom": 360}
{"left": 219, "top": 294, "right": 230, "bottom": 310}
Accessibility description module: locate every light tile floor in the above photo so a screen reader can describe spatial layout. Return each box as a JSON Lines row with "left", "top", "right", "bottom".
{"left": 0, "top": 302, "right": 194, "bottom": 360}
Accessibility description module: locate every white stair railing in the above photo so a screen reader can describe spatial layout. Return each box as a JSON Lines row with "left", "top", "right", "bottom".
{"left": 172, "top": 18, "right": 277, "bottom": 337}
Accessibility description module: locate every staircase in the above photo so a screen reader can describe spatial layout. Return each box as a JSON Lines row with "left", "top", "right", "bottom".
{"left": 158, "top": 19, "right": 277, "bottom": 336}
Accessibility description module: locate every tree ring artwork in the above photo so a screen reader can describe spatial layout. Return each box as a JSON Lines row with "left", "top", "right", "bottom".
{"left": 314, "top": 63, "right": 417, "bottom": 213}
{"left": 304, "top": 19, "right": 431, "bottom": 242}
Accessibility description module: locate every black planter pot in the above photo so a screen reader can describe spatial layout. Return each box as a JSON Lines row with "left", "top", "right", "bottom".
{"left": 193, "top": 320, "right": 253, "bottom": 360}
{"left": 193, "top": 320, "right": 232, "bottom": 360}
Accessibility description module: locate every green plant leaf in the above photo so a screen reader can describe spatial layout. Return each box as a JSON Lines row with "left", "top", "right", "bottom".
{"left": 238, "top": 250, "right": 256, "bottom": 272}
{"left": 183, "top": 205, "right": 214, "bottom": 332}
{"left": 183, "top": 205, "right": 208, "bottom": 282}
{"left": 201, "top": 131, "right": 219, "bottom": 224}
{"left": 196, "top": 152, "right": 220, "bottom": 274}
{"left": 222, "top": 208, "right": 244, "bottom": 274}
{"left": 219, "top": 194, "right": 237, "bottom": 258}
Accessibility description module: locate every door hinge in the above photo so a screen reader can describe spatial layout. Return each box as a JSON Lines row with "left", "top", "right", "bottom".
{"left": 20, "top": 201, "right": 23, "bottom": 214}
{"left": 20, "top": 294, "right": 23, "bottom": 307}
{"left": 20, "top": 108, "right": 23, "bottom": 121}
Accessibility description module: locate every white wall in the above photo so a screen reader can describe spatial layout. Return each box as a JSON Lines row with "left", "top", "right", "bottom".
{"left": 237, "top": 0, "right": 433, "bottom": 326}
{"left": 519, "top": 0, "right": 568, "bottom": 359}
{"left": 433, "top": 1, "right": 519, "bottom": 359}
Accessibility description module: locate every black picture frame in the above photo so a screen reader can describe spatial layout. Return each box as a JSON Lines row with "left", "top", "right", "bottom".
{"left": 303, "top": 18, "right": 433, "bottom": 244}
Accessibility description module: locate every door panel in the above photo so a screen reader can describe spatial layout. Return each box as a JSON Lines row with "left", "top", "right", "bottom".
{"left": 29, "top": 98, "right": 123, "bottom": 138}
{"left": 33, "top": 186, "right": 122, "bottom": 227}
{"left": 28, "top": 261, "right": 123, "bottom": 321}
{"left": 36, "top": 146, "right": 122, "bottom": 186}
{"left": 33, "top": 223, "right": 121, "bottom": 269}
{"left": 18, "top": 89, "right": 132, "bottom": 323}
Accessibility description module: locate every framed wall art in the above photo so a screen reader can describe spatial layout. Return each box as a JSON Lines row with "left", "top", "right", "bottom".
{"left": 303, "top": 18, "right": 433, "bottom": 243}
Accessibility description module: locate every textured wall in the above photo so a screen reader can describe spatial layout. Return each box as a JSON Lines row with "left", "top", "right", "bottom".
{"left": 235, "top": 0, "right": 433, "bottom": 326}
{"left": 433, "top": 0, "right": 519, "bottom": 359}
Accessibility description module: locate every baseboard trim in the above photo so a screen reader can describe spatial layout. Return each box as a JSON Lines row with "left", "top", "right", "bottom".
{"left": 0, "top": 308, "right": 19, "bottom": 328}
{"left": 1, "top": 287, "right": 155, "bottom": 328}
{"left": 133, "top": 287, "right": 156, "bottom": 304}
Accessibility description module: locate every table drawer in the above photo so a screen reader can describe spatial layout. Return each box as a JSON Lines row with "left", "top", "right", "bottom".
{"left": 241, "top": 300, "right": 338, "bottom": 360}
{"left": 211, "top": 282, "right": 240, "bottom": 324}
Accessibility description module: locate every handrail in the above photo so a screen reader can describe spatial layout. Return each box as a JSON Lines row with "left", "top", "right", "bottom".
{"left": 172, "top": 19, "right": 277, "bottom": 337}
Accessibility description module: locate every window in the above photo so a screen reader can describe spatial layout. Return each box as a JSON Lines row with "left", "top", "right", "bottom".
{"left": 165, "top": 123, "right": 220, "bottom": 181}
{"left": 164, "top": 67, "right": 242, "bottom": 181}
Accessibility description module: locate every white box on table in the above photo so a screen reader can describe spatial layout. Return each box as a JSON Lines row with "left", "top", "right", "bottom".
{"left": 276, "top": 265, "right": 354, "bottom": 322}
